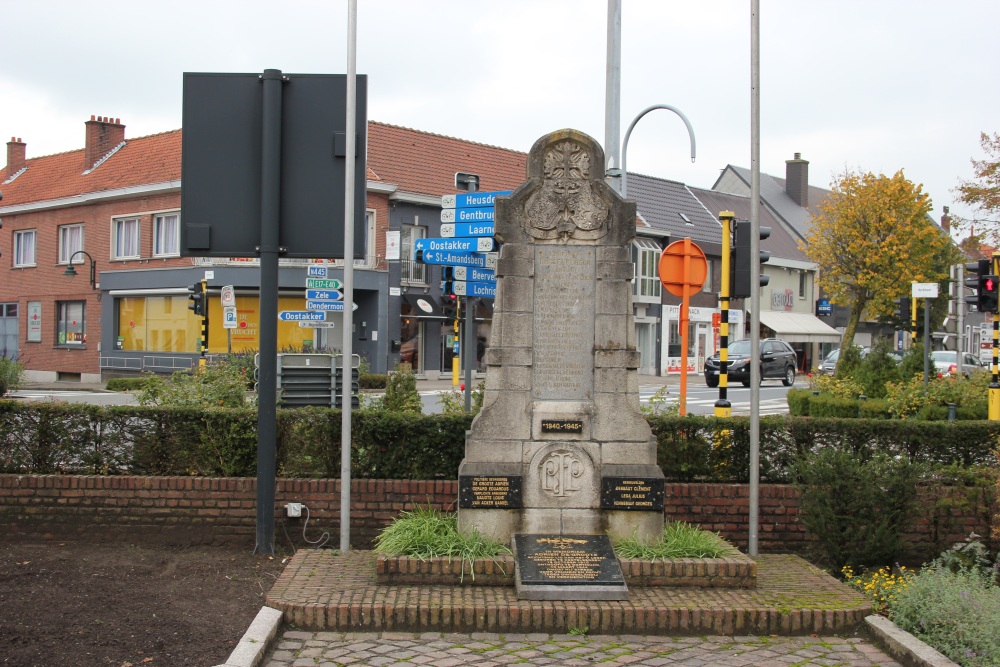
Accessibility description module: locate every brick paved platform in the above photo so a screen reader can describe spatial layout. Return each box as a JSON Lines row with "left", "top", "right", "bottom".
{"left": 266, "top": 551, "right": 871, "bottom": 636}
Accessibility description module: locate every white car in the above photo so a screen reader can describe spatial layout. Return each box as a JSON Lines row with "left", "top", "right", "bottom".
{"left": 930, "top": 350, "right": 987, "bottom": 377}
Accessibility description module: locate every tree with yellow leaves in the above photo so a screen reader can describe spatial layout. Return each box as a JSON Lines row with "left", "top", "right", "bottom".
{"left": 954, "top": 132, "right": 1000, "bottom": 244}
{"left": 804, "top": 169, "right": 954, "bottom": 352}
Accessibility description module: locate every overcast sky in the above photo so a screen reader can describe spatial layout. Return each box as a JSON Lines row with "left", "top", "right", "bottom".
{"left": 2, "top": 1, "right": 997, "bottom": 232}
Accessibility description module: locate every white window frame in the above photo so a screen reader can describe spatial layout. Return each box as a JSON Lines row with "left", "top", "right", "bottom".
{"left": 631, "top": 237, "right": 662, "bottom": 302}
{"left": 58, "top": 224, "right": 85, "bottom": 264}
{"left": 702, "top": 259, "right": 714, "bottom": 293}
{"left": 799, "top": 271, "right": 807, "bottom": 299}
{"left": 154, "top": 212, "right": 180, "bottom": 257}
{"left": 401, "top": 223, "right": 426, "bottom": 284}
{"left": 14, "top": 229, "right": 37, "bottom": 267}
{"left": 56, "top": 300, "right": 86, "bottom": 346}
{"left": 355, "top": 209, "right": 377, "bottom": 268}
{"left": 112, "top": 217, "right": 141, "bottom": 260}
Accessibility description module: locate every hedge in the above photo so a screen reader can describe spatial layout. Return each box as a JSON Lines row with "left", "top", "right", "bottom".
{"left": 3, "top": 401, "right": 997, "bottom": 481}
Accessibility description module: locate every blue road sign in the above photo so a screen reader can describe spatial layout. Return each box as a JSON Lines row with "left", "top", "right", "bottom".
{"left": 306, "top": 300, "right": 346, "bottom": 312}
{"left": 441, "top": 207, "right": 494, "bottom": 224}
{"left": 450, "top": 266, "right": 496, "bottom": 283}
{"left": 306, "top": 289, "right": 343, "bottom": 301}
{"left": 440, "top": 190, "right": 512, "bottom": 209}
{"left": 450, "top": 281, "right": 496, "bottom": 299}
{"left": 440, "top": 222, "right": 495, "bottom": 238}
{"left": 417, "top": 250, "right": 495, "bottom": 268}
{"left": 279, "top": 311, "right": 327, "bottom": 321}
{"left": 414, "top": 237, "right": 495, "bottom": 254}
{"left": 307, "top": 264, "right": 329, "bottom": 278}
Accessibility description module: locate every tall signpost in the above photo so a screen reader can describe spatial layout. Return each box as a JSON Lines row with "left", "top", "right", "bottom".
{"left": 913, "top": 282, "right": 938, "bottom": 385}
{"left": 715, "top": 212, "right": 734, "bottom": 418}
{"left": 658, "top": 238, "right": 708, "bottom": 416}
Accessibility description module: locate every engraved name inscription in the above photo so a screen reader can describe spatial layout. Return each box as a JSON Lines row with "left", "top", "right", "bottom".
{"left": 600, "top": 477, "right": 666, "bottom": 511}
{"left": 459, "top": 475, "right": 523, "bottom": 509}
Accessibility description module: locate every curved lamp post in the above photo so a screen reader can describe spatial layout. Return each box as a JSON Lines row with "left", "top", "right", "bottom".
{"left": 620, "top": 104, "right": 697, "bottom": 198}
{"left": 63, "top": 250, "right": 99, "bottom": 298}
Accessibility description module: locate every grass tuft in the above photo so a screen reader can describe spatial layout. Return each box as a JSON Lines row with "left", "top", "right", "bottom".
{"left": 612, "top": 521, "right": 739, "bottom": 560}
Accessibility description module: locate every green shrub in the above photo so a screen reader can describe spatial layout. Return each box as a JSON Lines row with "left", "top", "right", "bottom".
{"left": 437, "top": 381, "right": 485, "bottom": 415}
{"left": 792, "top": 448, "right": 924, "bottom": 571}
{"left": 0, "top": 356, "right": 25, "bottom": 396}
{"left": 358, "top": 373, "right": 388, "bottom": 389}
{"left": 612, "top": 521, "right": 738, "bottom": 559}
{"left": 105, "top": 377, "right": 153, "bottom": 392}
{"left": 858, "top": 397, "right": 892, "bottom": 419}
{"left": 786, "top": 388, "right": 811, "bottom": 416}
{"left": 850, "top": 340, "right": 902, "bottom": 399}
{"left": 136, "top": 363, "right": 252, "bottom": 409}
{"left": 808, "top": 394, "right": 862, "bottom": 418}
{"left": 381, "top": 366, "right": 421, "bottom": 413}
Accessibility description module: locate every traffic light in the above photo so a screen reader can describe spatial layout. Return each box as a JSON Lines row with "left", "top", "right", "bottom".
{"left": 893, "top": 296, "right": 911, "bottom": 329}
{"left": 730, "top": 220, "right": 771, "bottom": 299}
{"left": 982, "top": 272, "right": 1000, "bottom": 313}
{"left": 188, "top": 281, "right": 206, "bottom": 316}
{"left": 965, "top": 259, "right": 991, "bottom": 312}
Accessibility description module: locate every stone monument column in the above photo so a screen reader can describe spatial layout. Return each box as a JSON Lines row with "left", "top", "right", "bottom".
{"left": 458, "top": 129, "right": 664, "bottom": 546}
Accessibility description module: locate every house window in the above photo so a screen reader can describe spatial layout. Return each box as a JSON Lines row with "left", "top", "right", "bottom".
{"left": 58, "top": 224, "right": 85, "bottom": 264}
{"left": 702, "top": 259, "right": 714, "bottom": 293}
{"left": 154, "top": 213, "right": 180, "bottom": 257}
{"left": 799, "top": 271, "right": 807, "bottom": 298}
{"left": 14, "top": 230, "right": 36, "bottom": 267}
{"left": 113, "top": 217, "right": 140, "bottom": 260}
{"left": 401, "top": 223, "right": 426, "bottom": 283}
{"left": 631, "top": 238, "right": 661, "bottom": 301}
{"left": 57, "top": 301, "right": 86, "bottom": 346}
{"left": 355, "top": 210, "right": 377, "bottom": 268}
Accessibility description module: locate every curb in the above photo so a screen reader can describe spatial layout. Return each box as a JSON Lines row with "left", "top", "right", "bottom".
{"left": 212, "top": 606, "right": 284, "bottom": 667}
{"left": 864, "top": 615, "right": 959, "bottom": 667}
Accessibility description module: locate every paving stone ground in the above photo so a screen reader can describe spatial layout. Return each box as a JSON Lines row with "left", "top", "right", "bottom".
{"left": 262, "top": 631, "right": 904, "bottom": 667}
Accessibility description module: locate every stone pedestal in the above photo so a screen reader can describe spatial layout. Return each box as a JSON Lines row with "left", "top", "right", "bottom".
{"left": 458, "top": 129, "right": 664, "bottom": 548}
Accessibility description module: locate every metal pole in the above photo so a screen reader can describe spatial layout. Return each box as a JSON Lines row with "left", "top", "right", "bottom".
{"left": 923, "top": 298, "right": 930, "bottom": 385}
{"left": 991, "top": 253, "right": 1000, "bottom": 420}
{"left": 463, "top": 179, "right": 478, "bottom": 412}
{"left": 748, "top": 0, "right": 761, "bottom": 558}
{"left": 340, "top": 0, "right": 358, "bottom": 553}
{"left": 957, "top": 264, "right": 965, "bottom": 377}
{"left": 715, "top": 213, "right": 733, "bottom": 418}
{"left": 253, "top": 68, "right": 284, "bottom": 557}
{"left": 605, "top": 0, "right": 622, "bottom": 192}
{"left": 620, "top": 104, "right": 696, "bottom": 198}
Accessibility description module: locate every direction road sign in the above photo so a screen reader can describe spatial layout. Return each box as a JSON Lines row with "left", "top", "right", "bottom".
{"left": 279, "top": 311, "right": 327, "bottom": 321}
{"left": 440, "top": 222, "right": 495, "bottom": 238}
{"left": 449, "top": 266, "right": 496, "bottom": 283}
{"left": 414, "top": 237, "right": 495, "bottom": 254}
{"left": 450, "top": 281, "right": 496, "bottom": 299}
{"left": 441, "top": 207, "right": 494, "bottom": 224}
{"left": 306, "top": 278, "right": 344, "bottom": 290}
{"left": 307, "top": 264, "right": 329, "bottom": 278}
{"left": 306, "top": 289, "right": 343, "bottom": 301}
{"left": 299, "top": 321, "right": 337, "bottom": 328}
{"left": 307, "top": 300, "right": 346, "bottom": 312}
{"left": 440, "top": 190, "right": 512, "bottom": 209}
{"left": 417, "top": 250, "right": 493, "bottom": 268}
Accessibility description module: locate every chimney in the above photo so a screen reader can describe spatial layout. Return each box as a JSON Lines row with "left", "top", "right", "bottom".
{"left": 785, "top": 152, "right": 809, "bottom": 208}
{"left": 84, "top": 115, "right": 125, "bottom": 171}
{"left": 6, "top": 137, "right": 26, "bottom": 173}
{"left": 941, "top": 206, "right": 951, "bottom": 234}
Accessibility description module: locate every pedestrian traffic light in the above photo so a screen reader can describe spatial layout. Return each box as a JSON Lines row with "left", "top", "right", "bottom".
{"left": 188, "top": 281, "right": 206, "bottom": 316}
{"left": 893, "top": 296, "right": 911, "bottom": 329}
{"left": 965, "top": 259, "right": 991, "bottom": 312}
{"left": 730, "top": 220, "right": 771, "bottom": 299}
{"left": 982, "top": 272, "right": 1000, "bottom": 313}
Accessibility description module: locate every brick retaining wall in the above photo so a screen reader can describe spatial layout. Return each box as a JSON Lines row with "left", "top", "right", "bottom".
{"left": 1, "top": 475, "right": 994, "bottom": 561}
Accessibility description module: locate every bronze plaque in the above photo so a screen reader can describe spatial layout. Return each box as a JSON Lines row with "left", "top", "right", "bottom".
{"left": 540, "top": 419, "right": 584, "bottom": 434}
{"left": 458, "top": 475, "right": 522, "bottom": 509}
{"left": 600, "top": 477, "right": 665, "bottom": 511}
{"left": 514, "top": 534, "right": 623, "bottom": 585}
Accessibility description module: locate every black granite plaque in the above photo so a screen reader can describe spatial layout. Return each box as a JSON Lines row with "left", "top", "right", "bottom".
{"left": 600, "top": 476, "right": 665, "bottom": 511}
{"left": 458, "top": 475, "right": 522, "bottom": 509}
{"left": 540, "top": 419, "right": 584, "bottom": 434}
{"left": 514, "top": 534, "right": 624, "bottom": 586}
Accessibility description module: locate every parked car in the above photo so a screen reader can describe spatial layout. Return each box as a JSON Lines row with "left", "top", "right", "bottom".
{"left": 930, "top": 350, "right": 987, "bottom": 377}
{"left": 820, "top": 346, "right": 901, "bottom": 375}
{"left": 704, "top": 338, "right": 797, "bottom": 388}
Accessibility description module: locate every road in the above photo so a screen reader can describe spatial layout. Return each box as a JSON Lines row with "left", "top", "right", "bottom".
{"left": 10, "top": 378, "right": 801, "bottom": 416}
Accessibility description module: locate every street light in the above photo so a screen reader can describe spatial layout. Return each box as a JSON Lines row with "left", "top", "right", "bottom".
{"left": 63, "top": 250, "right": 99, "bottom": 296}
{"left": 620, "top": 104, "right": 697, "bottom": 198}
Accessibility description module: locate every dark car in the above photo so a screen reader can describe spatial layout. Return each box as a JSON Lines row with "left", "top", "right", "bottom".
{"left": 704, "top": 338, "right": 797, "bottom": 388}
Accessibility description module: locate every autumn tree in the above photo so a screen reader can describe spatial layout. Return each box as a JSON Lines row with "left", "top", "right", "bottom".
{"left": 804, "top": 169, "right": 954, "bottom": 353}
{"left": 954, "top": 131, "right": 1000, "bottom": 244}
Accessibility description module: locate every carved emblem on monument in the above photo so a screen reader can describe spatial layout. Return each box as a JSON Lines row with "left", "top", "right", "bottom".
{"left": 540, "top": 450, "right": 585, "bottom": 497}
{"left": 523, "top": 139, "right": 610, "bottom": 242}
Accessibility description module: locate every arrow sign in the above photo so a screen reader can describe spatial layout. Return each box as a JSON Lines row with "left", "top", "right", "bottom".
{"left": 441, "top": 207, "right": 494, "bottom": 224}
{"left": 448, "top": 266, "right": 496, "bottom": 283}
{"left": 414, "top": 237, "right": 494, "bottom": 254}
{"left": 417, "top": 250, "right": 493, "bottom": 268}
{"left": 307, "top": 300, "right": 347, "bottom": 311}
{"left": 440, "top": 190, "right": 512, "bottom": 209}
{"left": 306, "top": 289, "right": 343, "bottom": 301}
{"left": 299, "top": 321, "right": 337, "bottom": 328}
{"left": 450, "top": 281, "right": 496, "bottom": 299}
{"left": 440, "top": 222, "right": 495, "bottom": 238}
{"left": 279, "top": 311, "right": 327, "bottom": 321}
{"left": 306, "top": 278, "right": 344, "bottom": 290}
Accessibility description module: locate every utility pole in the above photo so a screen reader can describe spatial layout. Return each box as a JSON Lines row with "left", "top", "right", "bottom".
{"left": 605, "top": 0, "right": 622, "bottom": 192}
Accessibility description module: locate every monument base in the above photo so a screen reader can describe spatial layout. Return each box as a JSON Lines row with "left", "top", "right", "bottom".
{"left": 512, "top": 534, "right": 628, "bottom": 601}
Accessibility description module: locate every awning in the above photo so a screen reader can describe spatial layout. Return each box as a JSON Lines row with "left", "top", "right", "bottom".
{"left": 757, "top": 310, "right": 841, "bottom": 343}
{"left": 402, "top": 294, "right": 446, "bottom": 319}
